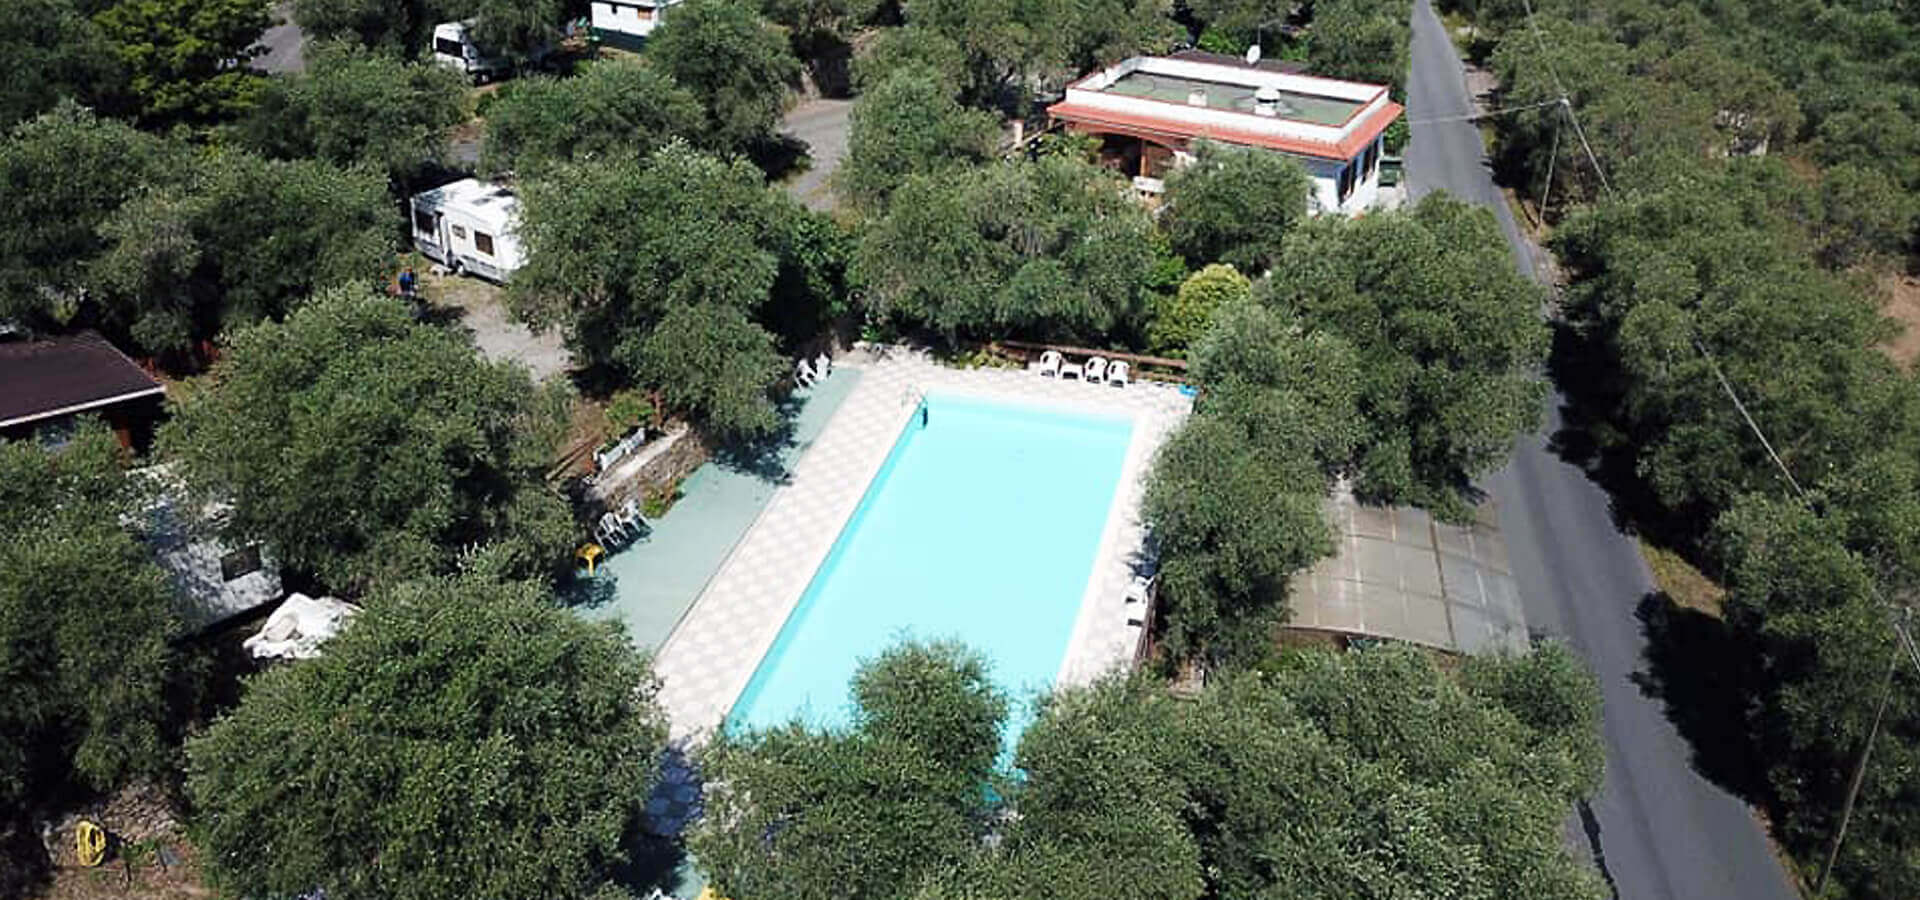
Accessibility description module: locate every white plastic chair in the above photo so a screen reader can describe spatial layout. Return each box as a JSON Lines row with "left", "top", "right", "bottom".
{"left": 814, "top": 352, "right": 832, "bottom": 380}
{"left": 794, "top": 358, "right": 816, "bottom": 388}
{"left": 617, "top": 497, "right": 646, "bottom": 532}
{"left": 1083, "top": 356, "right": 1108, "bottom": 383}
{"left": 1107, "top": 359, "right": 1131, "bottom": 387}
{"left": 1037, "top": 350, "right": 1063, "bottom": 377}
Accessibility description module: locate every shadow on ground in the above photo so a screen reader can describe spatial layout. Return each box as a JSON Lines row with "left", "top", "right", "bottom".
{"left": 1631, "top": 592, "right": 1771, "bottom": 803}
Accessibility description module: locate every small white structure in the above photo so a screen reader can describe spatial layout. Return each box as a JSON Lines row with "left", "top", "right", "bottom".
{"left": 410, "top": 178, "right": 524, "bottom": 282}
{"left": 133, "top": 467, "right": 284, "bottom": 633}
{"left": 1049, "top": 55, "right": 1403, "bottom": 216}
{"left": 432, "top": 20, "right": 511, "bottom": 83}
{"left": 590, "top": 0, "right": 681, "bottom": 50}
{"left": 243, "top": 593, "right": 361, "bottom": 661}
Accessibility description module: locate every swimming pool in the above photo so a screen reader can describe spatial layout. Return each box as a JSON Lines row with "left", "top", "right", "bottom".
{"left": 727, "top": 393, "right": 1134, "bottom": 744}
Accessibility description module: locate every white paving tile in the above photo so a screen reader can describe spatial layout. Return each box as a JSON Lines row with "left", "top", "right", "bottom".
{"left": 651, "top": 346, "right": 1193, "bottom": 741}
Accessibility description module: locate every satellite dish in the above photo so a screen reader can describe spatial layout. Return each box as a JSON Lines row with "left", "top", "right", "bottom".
{"left": 1245, "top": 43, "right": 1263, "bottom": 65}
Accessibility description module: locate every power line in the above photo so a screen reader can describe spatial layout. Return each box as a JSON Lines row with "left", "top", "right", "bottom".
{"left": 1517, "top": 0, "right": 1614, "bottom": 197}
{"left": 1406, "top": 97, "right": 1564, "bottom": 126}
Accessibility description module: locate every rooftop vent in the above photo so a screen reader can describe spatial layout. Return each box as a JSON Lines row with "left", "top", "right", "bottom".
{"left": 1254, "top": 85, "right": 1282, "bottom": 117}
{"left": 1187, "top": 89, "right": 1208, "bottom": 107}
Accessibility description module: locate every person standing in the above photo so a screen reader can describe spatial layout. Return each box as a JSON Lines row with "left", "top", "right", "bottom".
{"left": 398, "top": 267, "right": 417, "bottom": 299}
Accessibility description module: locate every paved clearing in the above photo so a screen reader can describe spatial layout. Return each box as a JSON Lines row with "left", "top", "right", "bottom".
{"left": 250, "top": 2, "right": 305, "bottom": 74}
{"left": 420, "top": 271, "right": 571, "bottom": 383}
{"left": 780, "top": 98, "right": 853, "bottom": 212}
{"left": 1404, "top": 1, "right": 1801, "bottom": 897}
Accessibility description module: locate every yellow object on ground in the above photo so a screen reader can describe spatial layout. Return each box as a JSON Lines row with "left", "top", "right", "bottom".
{"left": 696, "top": 889, "right": 731, "bottom": 900}
{"left": 75, "top": 820, "right": 107, "bottom": 867}
{"left": 576, "top": 542, "right": 605, "bottom": 575}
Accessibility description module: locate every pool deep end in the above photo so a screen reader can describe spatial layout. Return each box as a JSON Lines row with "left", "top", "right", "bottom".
{"left": 727, "top": 394, "right": 1134, "bottom": 745}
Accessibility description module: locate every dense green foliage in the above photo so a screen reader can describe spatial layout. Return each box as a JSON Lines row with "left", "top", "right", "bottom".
{"left": 1159, "top": 140, "right": 1313, "bottom": 274}
{"left": 647, "top": 0, "right": 802, "bottom": 156}
{"left": 841, "top": 67, "right": 999, "bottom": 209}
{"left": 512, "top": 142, "right": 834, "bottom": 436}
{"left": 292, "top": 0, "right": 447, "bottom": 57}
{"left": 161, "top": 290, "right": 574, "bottom": 591}
{"left": 188, "top": 575, "right": 668, "bottom": 900}
{"left": 1263, "top": 192, "right": 1547, "bottom": 520}
{"left": 1144, "top": 300, "right": 1361, "bottom": 660}
{"left": 1, "top": 104, "right": 392, "bottom": 356}
{"left": 91, "top": 151, "right": 394, "bottom": 357}
{"left": 697, "top": 639, "right": 1606, "bottom": 900}
{"left": 1148, "top": 262, "right": 1250, "bottom": 356}
{"left": 0, "top": 0, "right": 127, "bottom": 130}
{"left": 91, "top": 0, "right": 271, "bottom": 126}
{"left": 855, "top": 152, "right": 1160, "bottom": 341}
{"left": 0, "top": 428, "right": 181, "bottom": 824}
{"left": 692, "top": 641, "right": 1007, "bottom": 900}
{"left": 1187, "top": 0, "right": 1409, "bottom": 92}
{"left": 239, "top": 42, "right": 468, "bottom": 190}
{"left": 481, "top": 58, "right": 703, "bottom": 177}
{"left": 0, "top": 103, "right": 183, "bottom": 335}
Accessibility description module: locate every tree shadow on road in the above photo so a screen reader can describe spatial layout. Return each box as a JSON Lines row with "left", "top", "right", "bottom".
{"left": 1631, "top": 591, "right": 1772, "bottom": 804}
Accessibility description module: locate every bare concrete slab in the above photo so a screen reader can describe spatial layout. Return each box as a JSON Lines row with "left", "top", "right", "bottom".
{"left": 1289, "top": 486, "right": 1530, "bottom": 655}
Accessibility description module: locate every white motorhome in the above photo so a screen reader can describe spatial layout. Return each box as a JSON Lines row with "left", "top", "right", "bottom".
{"left": 432, "top": 20, "right": 510, "bottom": 83}
{"left": 410, "top": 179, "right": 524, "bottom": 282}
{"left": 589, "top": 0, "right": 681, "bottom": 50}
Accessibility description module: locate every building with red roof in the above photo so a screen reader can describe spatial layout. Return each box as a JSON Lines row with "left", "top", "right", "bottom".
{"left": 1048, "top": 54, "right": 1403, "bottom": 215}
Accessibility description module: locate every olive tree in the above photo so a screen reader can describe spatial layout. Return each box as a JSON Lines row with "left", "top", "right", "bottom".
{"left": 1262, "top": 192, "right": 1548, "bottom": 521}
{"left": 188, "top": 574, "right": 669, "bottom": 900}
{"left": 161, "top": 288, "right": 575, "bottom": 591}
{"left": 512, "top": 142, "right": 827, "bottom": 437}
{"left": 480, "top": 58, "right": 704, "bottom": 177}
{"left": 840, "top": 66, "right": 999, "bottom": 209}
{"left": 0, "top": 428, "right": 182, "bottom": 827}
{"left": 854, "top": 153, "right": 1160, "bottom": 341}
{"left": 647, "top": 0, "right": 801, "bottom": 156}
{"left": 1159, "top": 140, "right": 1313, "bottom": 274}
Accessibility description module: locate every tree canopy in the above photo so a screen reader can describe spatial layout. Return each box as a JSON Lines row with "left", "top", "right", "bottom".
{"left": 161, "top": 289, "right": 574, "bottom": 591}
{"left": 0, "top": 0, "right": 127, "bottom": 130}
{"left": 292, "top": 0, "right": 446, "bottom": 58}
{"left": 647, "top": 0, "right": 802, "bottom": 156}
{"left": 90, "top": 0, "right": 271, "bottom": 126}
{"left": 854, "top": 152, "right": 1160, "bottom": 342}
{"left": 0, "top": 427, "right": 182, "bottom": 824}
{"left": 1147, "top": 262, "right": 1250, "bottom": 357}
{"left": 1262, "top": 192, "right": 1548, "bottom": 521}
{"left": 695, "top": 638, "right": 1607, "bottom": 900}
{"left": 1159, "top": 140, "right": 1313, "bottom": 273}
{"left": 481, "top": 58, "right": 704, "bottom": 177}
{"left": 238, "top": 42, "right": 468, "bottom": 191}
{"left": 0, "top": 102, "right": 183, "bottom": 336}
{"left": 188, "top": 574, "right": 669, "bottom": 900}
{"left": 512, "top": 142, "right": 829, "bottom": 437}
{"left": 840, "top": 66, "right": 999, "bottom": 210}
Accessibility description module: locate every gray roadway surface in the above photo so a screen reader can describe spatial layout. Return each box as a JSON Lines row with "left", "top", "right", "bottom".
{"left": 250, "top": 2, "right": 305, "bottom": 74}
{"left": 1401, "top": 0, "right": 1801, "bottom": 897}
{"left": 780, "top": 98, "right": 852, "bottom": 211}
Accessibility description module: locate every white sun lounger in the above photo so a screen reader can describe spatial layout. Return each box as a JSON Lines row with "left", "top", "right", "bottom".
{"left": 1037, "top": 350, "right": 1063, "bottom": 377}
{"left": 1083, "top": 356, "right": 1108, "bottom": 383}
{"left": 1107, "top": 359, "right": 1130, "bottom": 386}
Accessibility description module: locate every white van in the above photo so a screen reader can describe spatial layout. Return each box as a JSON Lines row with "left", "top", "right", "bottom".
{"left": 432, "top": 20, "right": 510, "bottom": 83}
{"left": 410, "top": 179, "right": 524, "bottom": 282}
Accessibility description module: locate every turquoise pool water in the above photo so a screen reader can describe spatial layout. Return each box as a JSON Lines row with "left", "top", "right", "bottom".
{"left": 728, "top": 393, "right": 1134, "bottom": 744}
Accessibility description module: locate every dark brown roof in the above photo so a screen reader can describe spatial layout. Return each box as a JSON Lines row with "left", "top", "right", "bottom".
{"left": 1168, "top": 48, "right": 1311, "bottom": 75}
{"left": 0, "top": 332, "right": 164, "bottom": 428}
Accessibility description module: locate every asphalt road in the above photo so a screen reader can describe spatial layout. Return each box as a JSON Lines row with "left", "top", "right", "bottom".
{"left": 250, "top": 2, "right": 306, "bottom": 74}
{"left": 780, "top": 98, "right": 852, "bottom": 211}
{"left": 1401, "top": 1, "right": 1802, "bottom": 897}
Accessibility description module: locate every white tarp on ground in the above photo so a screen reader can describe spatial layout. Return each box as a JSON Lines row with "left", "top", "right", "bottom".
{"left": 243, "top": 593, "right": 361, "bottom": 660}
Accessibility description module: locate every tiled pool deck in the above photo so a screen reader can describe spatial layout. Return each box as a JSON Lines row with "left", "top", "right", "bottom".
{"left": 582, "top": 369, "right": 862, "bottom": 651}
{"left": 652, "top": 346, "right": 1193, "bottom": 741}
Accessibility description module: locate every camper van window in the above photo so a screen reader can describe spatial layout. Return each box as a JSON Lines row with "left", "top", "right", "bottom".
{"left": 474, "top": 231, "right": 495, "bottom": 256}
{"left": 435, "top": 37, "right": 465, "bottom": 57}
{"left": 451, "top": 224, "right": 467, "bottom": 240}
{"left": 413, "top": 209, "right": 435, "bottom": 235}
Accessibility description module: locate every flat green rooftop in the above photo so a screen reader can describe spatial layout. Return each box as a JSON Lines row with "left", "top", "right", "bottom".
{"left": 1106, "top": 70, "right": 1363, "bottom": 127}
